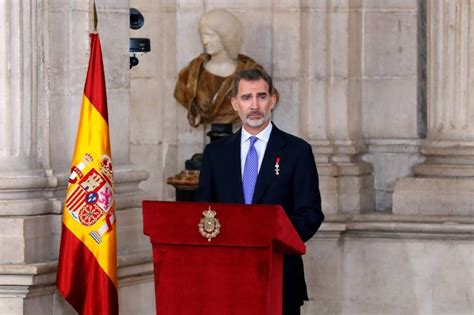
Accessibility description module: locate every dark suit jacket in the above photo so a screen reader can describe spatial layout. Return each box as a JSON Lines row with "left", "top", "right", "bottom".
{"left": 196, "top": 123, "right": 324, "bottom": 308}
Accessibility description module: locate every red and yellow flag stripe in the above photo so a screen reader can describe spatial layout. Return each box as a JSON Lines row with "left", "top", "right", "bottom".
{"left": 57, "top": 33, "right": 118, "bottom": 315}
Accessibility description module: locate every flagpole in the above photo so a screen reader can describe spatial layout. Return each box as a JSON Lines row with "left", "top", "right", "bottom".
{"left": 93, "top": 0, "right": 98, "bottom": 32}
{"left": 56, "top": 3, "right": 118, "bottom": 312}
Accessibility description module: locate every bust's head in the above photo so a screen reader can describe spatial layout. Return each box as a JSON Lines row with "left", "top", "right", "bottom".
{"left": 199, "top": 9, "right": 241, "bottom": 60}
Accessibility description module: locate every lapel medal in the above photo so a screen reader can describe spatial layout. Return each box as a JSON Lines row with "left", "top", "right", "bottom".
{"left": 275, "top": 157, "right": 281, "bottom": 175}
{"left": 198, "top": 206, "right": 221, "bottom": 242}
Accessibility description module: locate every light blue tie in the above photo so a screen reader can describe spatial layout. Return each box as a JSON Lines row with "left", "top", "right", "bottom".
{"left": 243, "top": 136, "right": 258, "bottom": 204}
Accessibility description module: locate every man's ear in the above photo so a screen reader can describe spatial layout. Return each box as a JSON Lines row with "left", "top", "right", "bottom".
{"left": 270, "top": 94, "right": 277, "bottom": 109}
{"left": 231, "top": 97, "right": 238, "bottom": 111}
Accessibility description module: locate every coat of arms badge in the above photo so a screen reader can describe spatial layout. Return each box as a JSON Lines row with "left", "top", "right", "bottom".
{"left": 198, "top": 206, "right": 221, "bottom": 242}
{"left": 65, "top": 152, "right": 115, "bottom": 244}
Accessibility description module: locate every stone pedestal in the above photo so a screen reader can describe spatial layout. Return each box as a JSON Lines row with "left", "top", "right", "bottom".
{"left": 302, "top": 215, "right": 474, "bottom": 315}
{"left": 393, "top": 0, "right": 474, "bottom": 216}
{"left": 166, "top": 169, "right": 199, "bottom": 201}
{"left": 314, "top": 143, "right": 374, "bottom": 214}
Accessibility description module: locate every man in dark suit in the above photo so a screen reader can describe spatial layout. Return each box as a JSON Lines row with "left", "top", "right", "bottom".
{"left": 196, "top": 68, "right": 324, "bottom": 315}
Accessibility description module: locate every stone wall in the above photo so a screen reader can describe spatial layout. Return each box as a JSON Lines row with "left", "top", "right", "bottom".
{"left": 129, "top": 1, "right": 473, "bottom": 314}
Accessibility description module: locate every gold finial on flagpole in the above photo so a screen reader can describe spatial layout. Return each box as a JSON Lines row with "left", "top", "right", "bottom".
{"left": 93, "top": 1, "right": 98, "bottom": 32}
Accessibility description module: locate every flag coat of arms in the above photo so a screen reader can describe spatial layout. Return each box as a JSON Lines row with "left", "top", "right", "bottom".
{"left": 57, "top": 33, "right": 118, "bottom": 315}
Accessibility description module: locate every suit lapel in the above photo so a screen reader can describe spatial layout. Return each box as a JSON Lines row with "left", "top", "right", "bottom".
{"left": 252, "top": 124, "right": 287, "bottom": 204}
{"left": 225, "top": 129, "right": 245, "bottom": 203}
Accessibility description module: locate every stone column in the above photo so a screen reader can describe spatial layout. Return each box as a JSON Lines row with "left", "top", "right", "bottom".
{"left": 300, "top": 0, "right": 374, "bottom": 214}
{"left": 0, "top": 1, "right": 55, "bottom": 314}
{"left": 272, "top": 1, "right": 301, "bottom": 136}
{"left": 360, "top": 0, "right": 424, "bottom": 212}
{"left": 0, "top": 1, "right": 151, "bottom": 314}
{"left": 0, "top": 0, "right": 52, "bottom": 263}
{"left": 393, "top": 0, "right": 474, "bottom": 215}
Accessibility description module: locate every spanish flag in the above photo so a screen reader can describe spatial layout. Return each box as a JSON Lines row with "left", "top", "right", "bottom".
{"left": 56, "top": 33, "right": 118, "bottom": 315}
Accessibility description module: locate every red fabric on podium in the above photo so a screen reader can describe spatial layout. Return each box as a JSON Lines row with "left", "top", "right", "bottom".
{"left": 143, "top": 201, "right": 305, "bottom": 315}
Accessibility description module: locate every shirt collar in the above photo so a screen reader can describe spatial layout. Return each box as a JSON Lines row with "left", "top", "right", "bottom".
{"left": 241, "top": 122, "right": 273, "bottom": 144}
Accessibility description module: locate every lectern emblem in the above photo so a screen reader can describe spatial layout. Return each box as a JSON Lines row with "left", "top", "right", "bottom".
{"left": 198, "top": 206, "right": 221, "bottom": 242}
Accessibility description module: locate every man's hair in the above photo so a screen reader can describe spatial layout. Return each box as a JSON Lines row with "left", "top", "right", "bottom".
{"left": 231, "top": 68, "right": 273, "bottom": 97}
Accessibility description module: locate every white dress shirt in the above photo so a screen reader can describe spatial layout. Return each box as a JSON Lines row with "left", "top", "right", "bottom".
{"left": 240, "top": 122, "right": 273, "bottom": 177}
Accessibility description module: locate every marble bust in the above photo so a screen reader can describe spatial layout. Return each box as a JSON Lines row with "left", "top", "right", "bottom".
{"left": 174, "top": 9, "right": 275, "bottom": 127}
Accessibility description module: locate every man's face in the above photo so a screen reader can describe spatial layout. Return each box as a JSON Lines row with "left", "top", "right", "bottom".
{"left": 231, "top": 78, "right": 276, "bottom": 134}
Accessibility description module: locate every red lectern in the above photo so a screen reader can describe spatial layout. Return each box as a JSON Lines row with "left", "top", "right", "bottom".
{"left": 143, "top": 201, "right": 305, "bottom": 315}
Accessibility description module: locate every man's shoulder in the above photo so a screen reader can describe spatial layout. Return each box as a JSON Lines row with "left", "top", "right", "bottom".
{"left": 203, "top": 132, "right": 239, "bottom": 154}
{"left": 271, "top": 125, "right": 312, "bottom": 150}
